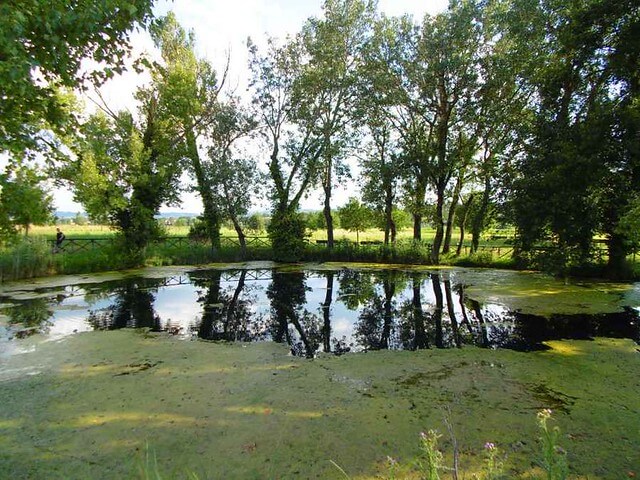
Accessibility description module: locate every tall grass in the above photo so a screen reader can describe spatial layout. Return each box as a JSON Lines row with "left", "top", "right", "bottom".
{"left": 0, "top": 235, "right": 521, "bottom": 283}
{"left": 0, "top": 237, "right": 62, "bottom": 282}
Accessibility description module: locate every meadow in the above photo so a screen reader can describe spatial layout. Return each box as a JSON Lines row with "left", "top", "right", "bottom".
{"left": 3, "top": 223, "right": 621, "bottom": 283}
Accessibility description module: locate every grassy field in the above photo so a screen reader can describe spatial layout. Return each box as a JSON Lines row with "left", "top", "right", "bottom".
{"left": 31, "top": 224, "right": 516, "bottom": 247}
{"left": 9, "top": 224, "right": 630, "bottom": 282}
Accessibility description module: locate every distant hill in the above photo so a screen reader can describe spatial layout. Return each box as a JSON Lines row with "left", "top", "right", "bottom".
{"left": 155, "top": 212, "right": 199, "bottom": 218}
{"left": 55, "top": 211, "right": 83, "bottom": 219}
{"left": 55, "top": 211, "right": 200, "bottom": 219}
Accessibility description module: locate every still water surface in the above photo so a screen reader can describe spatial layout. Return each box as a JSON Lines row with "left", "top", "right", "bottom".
{"left": 1, "top": 266, "right": 638, "bottom": 357}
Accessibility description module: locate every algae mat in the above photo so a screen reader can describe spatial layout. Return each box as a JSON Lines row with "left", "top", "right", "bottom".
{"left": 0, "top": 330, "right": 638, "bottom": 479}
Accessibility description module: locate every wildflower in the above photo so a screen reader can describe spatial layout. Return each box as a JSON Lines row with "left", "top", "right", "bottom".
{"left": 537, "top": 408, "right": 553, "bottom": 420}
{"left": 484, "top": 442, "right": 496, "bottom": 451}
{"left": 386, "top": 456, "right": 398, "bottom": 466}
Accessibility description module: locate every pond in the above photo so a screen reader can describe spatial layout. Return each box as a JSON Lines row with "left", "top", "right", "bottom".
{"left": 1, "top": 263, "right": 639, "bottom": 357}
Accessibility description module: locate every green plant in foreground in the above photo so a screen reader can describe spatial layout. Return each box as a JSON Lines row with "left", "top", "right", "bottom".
{"left": 138, "top": 443, "right": 163, "bottom": 480}
{"left": 476, "top": 442, "right": 504, "bottom": 480}
{"left": 376, "top": 410, "right": 567, "bottom": 480}
{"left": 416, "top": 429, "right": 445, "bottom": 480}
{"left": 537, "top": 409, "right": 568, "bottom": 480}
{"left": 138, "top": 443, "right": 200, "bottom": 480}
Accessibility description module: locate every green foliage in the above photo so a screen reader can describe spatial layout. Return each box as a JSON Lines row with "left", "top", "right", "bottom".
{"left": 61, "top": 67, "right": 184, "bottom": 257}
{"left": 505, "top": 0, "right": 640, "bottom": 273}
{"left": 268, "top": 209, "right": 308, "bottom": 262}
{"left": 0, "top": 0, "right": 154, "bottom": 156}
{"left": 376, "top": 410, "right": 566, "bottom": 480}
{"left": 616, "top": 196, "right": 640, "bottom": 248}
{"left": 338, "top": 197, "right": 374, "bottom": 243}
{"left": 243, "top": 213, "right": 265, "bottom": 233}
{"left": 415, "top": 430, "right": 443, "bottom": 480}
{"left": 536, "top": 409, "right": 568, "bottom": 480}
{"left": 187, "top": 217, "right": 209, "bottom": 241}
{"left": 0, "top": 164, "right": 53, "bottom": 237}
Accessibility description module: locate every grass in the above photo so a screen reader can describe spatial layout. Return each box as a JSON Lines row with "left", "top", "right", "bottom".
{"left": 7, "top": 224, "right": 637, "bottom": 282}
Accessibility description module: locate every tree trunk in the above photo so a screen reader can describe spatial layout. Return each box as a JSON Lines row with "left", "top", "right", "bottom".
{"left": 607, "top": 232, "right": 629, "bottom": 277}
{"left": 321, "top": 273, "right": 333, "bottom": 353}
{"left": 431, "top": 273, "right": 444, "bottom": 348}
{"left": 444, "top": 278, "right": 461, "bottom": 348}
{"left": 384, "top": 185, "right": 393, "bottom": 246}
{"left": 323, "top": 136, "right": 334, "bottom": 249}
{"left": 323, "top": 184, "right": 334, "bottom": 249}
{"left": 380, "top": 279, "right": 395, "bottom": 350}
{"left": 456, "top": 194, "right": 475, "bottom": 256}
{"left": 412, "top": 274, "right": 428, "bottom": 349}
{"left": 231, "top": 217, "right": 247, "bottom": 258}
{"left": 431, "top": 185, "right": 446, "bottom": 264}
{"left": 413, "top": 213, "right": 422, "bottom": 241}
{"left": 187, "top": 132, "right": 220, "bottom": 250}
{"left": 390, "top": 219, "right": 397, "bottom": 244}
{"left": 412, "top": 180, "right": 427, "bottom": 242}
{"left": 442, "top": 174, "right": 463, "bottom": 255}
{"left": 225, "top": 270, "right": 247, "bottom": 338}
{"left": 198, "top": 272, "right": 221, "bottom": 339}
{"left": 471, "top": 175, "right": 491, "bottom": 254}
{"left": 471, "top": 299, "right": 489, "bottom": 348}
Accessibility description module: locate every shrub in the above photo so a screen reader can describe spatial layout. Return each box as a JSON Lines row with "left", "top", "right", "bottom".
{"left": 268, "top": 210, "right": 307, "bottom": 262}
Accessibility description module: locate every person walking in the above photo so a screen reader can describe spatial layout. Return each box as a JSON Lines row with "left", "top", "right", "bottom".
{"left": 54, "top": 227, "right": 65, "bottom": 253}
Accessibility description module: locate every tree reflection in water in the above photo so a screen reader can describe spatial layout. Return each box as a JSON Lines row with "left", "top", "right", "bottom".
{"left": 267, "top": 271, "right": 322, "bottom": 358}
{"left": 398, "top": 273, "right": 429, "bottom": 350}
{"left": 3, "top": 267, "right": 639, "bottom": 355}
{"left": 5, "top": 297, "right": 55, "bottom": 337}
{"left": 87, "top": 278, "right": 164, "bottom": 331}
{"left": 353, "top": 272, "right": 401, "bottom": 351}
{"left": 192, "top": 270, "right": 265, "bottom": 342}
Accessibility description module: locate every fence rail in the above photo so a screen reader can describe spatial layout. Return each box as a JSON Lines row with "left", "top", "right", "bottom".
{"left": 48, "top": 236, "right": 273, "bottom": 254}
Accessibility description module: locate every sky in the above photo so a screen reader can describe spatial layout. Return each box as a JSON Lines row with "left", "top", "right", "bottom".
{"left": 56, "top": 0, "right": 449, "bottom": 214}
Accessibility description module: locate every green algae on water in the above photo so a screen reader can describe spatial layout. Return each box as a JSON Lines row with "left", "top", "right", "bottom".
{"left": 0, "top": 330, "right": 638, "bottom": 479}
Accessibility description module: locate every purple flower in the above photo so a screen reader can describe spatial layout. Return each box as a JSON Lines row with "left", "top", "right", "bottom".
{"left": 484, "top": 442, "right": 496, "bottom": 451}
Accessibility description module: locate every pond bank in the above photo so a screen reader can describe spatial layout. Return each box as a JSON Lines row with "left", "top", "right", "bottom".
{"left": 0, "top": 329, "right": 638, "bottom": 479}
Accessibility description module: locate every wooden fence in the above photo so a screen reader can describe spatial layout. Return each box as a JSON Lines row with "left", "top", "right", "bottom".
{"left": 48, "top": 236, "right": 273, "bottom": 254}
{"left": 49, "top": 235, "right": 621, "bottom": 262}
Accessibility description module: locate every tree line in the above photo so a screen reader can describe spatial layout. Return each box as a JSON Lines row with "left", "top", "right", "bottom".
{"left": 1, "top": 0, "right": 638, "bottom": 274}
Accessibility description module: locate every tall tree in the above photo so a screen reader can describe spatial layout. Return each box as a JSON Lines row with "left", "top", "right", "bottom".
{"left": 414, "top": 1, "right": 483, "bottom": 263}
{"left": 363, "top": 14, "right": 431, "bottom": 243}
{"left": 62, "top": 89, "right": 183, "bottom": 258}
{"left": 299, "top": 0, "right": 375, "bottom": 249}
{"left": 206, "top": 101, "right": 261, "bottom": 255}
{"left": 148, "top": 13, "right": 228, "bottom": 250}
{"left": 0, "top": 0, "right": 155, "bottom": 157}
{"left": 363, "top": 4, "right": 483, "bottom": 263}
{"left": 505, "top": 0, "right": 640, "bottom": 273}
{"left": 248, "top": 37, "right": 323, "bottom": 261}
{"left": 358, "top": 79, "right": 403, "bottom": 245}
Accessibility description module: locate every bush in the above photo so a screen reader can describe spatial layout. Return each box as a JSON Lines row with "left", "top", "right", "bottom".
{"left": 268, "top": 210, "right": 308, "bottom": 262}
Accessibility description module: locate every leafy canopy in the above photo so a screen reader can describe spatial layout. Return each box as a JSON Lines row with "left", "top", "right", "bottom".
{"left": 0, "top": 0, "right": 155, "bottom": 156}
